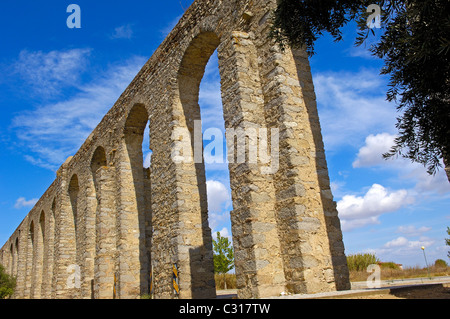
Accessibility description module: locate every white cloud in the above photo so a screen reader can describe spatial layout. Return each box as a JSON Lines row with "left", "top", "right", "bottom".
{"left": 143, "top": 152, "right": 152, "bottom": 169}
{"left": 206, "top": 180, "right": 231, "bottom": 213}
{"left": 206, "top": 180, "right": 232, "bottom": 233}
{"left": 110, "top": 24, "right": 134, "bottom": 39}
{"left": 383, "top": 236, "right": 435, "bottom": 251}
{"left": 11, "top": 54, "right": 147, "bottom": 170}
{"left": 377, "top": 236, "right": 435, "bottom": 263}
{"left": 406, "top": 164, "right": 450, "bottom": 195}
{"left": 13, "top": 48, "right": 91, "bottom": 97}
{"left": 353, "top": 133, "right": 397, "bottom": 168}
{"left": 313, "top": 69, "right": 397, "bottom": 149}
{"left": 337, "top": 184, "right": 413, "bottom": 231}
{"left": 199, "top": 51, "right": 225, "bottom": 130}
{"left": 384, "top": 236, "right": 409, "bottom": 248}
{"left": 397, "top": 225, "right": 431, "bottom": 236}
{"left": 352, "top": 133, "right": 450, "bottom": 195}
{"left": 371, "top": 235, "right": 437, "bottom": 266}
{"left": 212, "top": 227, "right": 232, "bottom": 242}
{"left": 14, "top": 197, "right": 38, "bottom": 209}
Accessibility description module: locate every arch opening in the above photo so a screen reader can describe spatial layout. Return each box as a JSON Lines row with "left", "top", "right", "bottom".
{"left": 176, "top": 30, "right": 234, "bottom": 296}
{"left": 122, "top": 103, "right": 152, "bottom": 297}
{"left": 29, "top": 221, "right": 35, "bottom": 246}
{"left": 91, "top": 146, "right": 107, "bottom": 190}
{"left": 14, "top": 237, "right": 19, "bottom": 277}
{"left": 68, "top": 175, "right": 80, "bottom": 235}
{"left": 34, "top": 210, "right": 45, "bottom": 298}
{"left": 68, "top": 173, "right": 81, "bottom": 284}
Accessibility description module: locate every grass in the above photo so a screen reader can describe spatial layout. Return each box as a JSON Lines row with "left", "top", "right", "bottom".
{"left": 214, "top": 273, "right": 237, "bottom": 290}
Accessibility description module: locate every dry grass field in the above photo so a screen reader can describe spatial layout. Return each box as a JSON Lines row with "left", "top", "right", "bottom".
{"left": 349, "top": 265, "right": 450, "bottom": 282}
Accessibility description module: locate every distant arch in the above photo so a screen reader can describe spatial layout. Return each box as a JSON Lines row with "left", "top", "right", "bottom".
{"left": 68, "top": 174, "right": 80, "bottom": 235}
{"left": 121, "top": 103, "right": 152, "bottom": 296}
{"left": 14, "top": 237, "right": 19, "bottom": 276}
{"left": 25, "top": 220, "right": 35, "bottom": 297}
{"left": 90, "top": 146, "right": 108, "bottom": 197}
{"left": 39, "top": 211, "right": 45, "bottom": 241}
{"left": 33, "top": 210, "right": 45, "bottom": 298}
{"left": 91, "top": 147, "right": 107, "bottom": 180}
{"left": 29, "top": 220, "right": 35, "bottom": 246}
{"left": 9, "top": 243, "right": 14, "bottom": 275}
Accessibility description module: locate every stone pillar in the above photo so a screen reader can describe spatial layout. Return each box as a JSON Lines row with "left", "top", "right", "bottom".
{"left": 13, "top": 241, "right": 18, "bottom": 280}
{"left": 15, "top": 228, "right": 27, "bottom": 298}
{"left": 81, "top": 181, "right": 96, "bottom": 299}
{"left": 31, "top": 215, "right": 44, "bottom": 299}
{"left": 218, "top": 31, "right": 287, "bottom": 299}
{"left": 115, "top": 140, "right": 145, "bottom": 299}
{"left": 75, "top": 178, "right": 90, "bottom": 299}
{"left": 143, "top": 167, "right": 152, "bottom": 296}
{"left": 94, "top": 166, "right": 117, "bottom": 299}
{"left": 53, "top": 170, "right": 79, "bottom": 299}
{"left": 24, "top": 221, "right": 33, "bottom": 299}
{"left": 42, "top": 202, "right": 56, "bottom": 298}
{"left": 254, "top": 28, "right": 350, "bottom": 292}
{"left": 150, "top": 100, "right": 216, "bottom": 299}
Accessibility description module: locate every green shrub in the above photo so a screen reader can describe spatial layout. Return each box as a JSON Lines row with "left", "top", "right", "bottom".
{"left": 380, "top": 262, "right": 401, "bottom": 270}
{"left": 0, "top": 264, "right": 16, "bottom": 299}
{"left": 434, "top": 259, "right": 448, "bottom": 268}
{"left": 347, "top": 253, "right": 379, "bottom": 272}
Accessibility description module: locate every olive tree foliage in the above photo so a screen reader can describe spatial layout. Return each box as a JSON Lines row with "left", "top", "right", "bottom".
{"left": 0, "top": 264, "right": 16, "bottom": 299}
{"left": 270, "top": 0, "right": 450, "bottom": 180}
{"left": 446, "top": 227, "right": 450, "bottom": 259}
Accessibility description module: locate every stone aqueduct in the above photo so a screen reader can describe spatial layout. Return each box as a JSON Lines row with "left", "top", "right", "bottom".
{"left": 0, "top": 0, "right": 350, "bottom": 299}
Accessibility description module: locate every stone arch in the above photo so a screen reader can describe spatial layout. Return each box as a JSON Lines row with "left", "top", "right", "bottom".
{"left": 67, "top": 174, "right": 81, "bottom": 298}
{"left": 25, "top": 220, "right": 35, "bottom": 298}
{"left": 29, "top": 221, "right": 35, "bottom": 245}
{"left": 91, "top": 146, "right": 107, "bottom": 190}
{"left": 32, "top": 210, "right": 45, "bottom": 298}
{"left": 175, "top": 27, "right": 289, "bottom": 298}
{"left": 14, "top": 237, "right": 19, "bottom": 277}
{"left": 177, "top": 31, "right": 221, "bottom": 294}
{"left": 176, "top": 30, "right": 222, "bottom": 227}
{"left": 50, "top": 198, "right": 57, "bottom": 298}
{"left": 88, "top": 146, "right": 108, "bottom": 298}
{"left": 39, "top": 211, "right": 45, "bottom": 238}
{"left": 9, "top": 243, "right": 14, "bottom": 275}
{"left": 0, "top": 0, "right": 351, "bottom": 299}
{"left": 40, "top": 199, "right": 56, "bottom": 298}
{"left": 90, "top": 145, "right": 117, "bottom": 299}
{"left": 69, "top": 174, "right": 80, "bottom": 235}
{"left": 151, "top": 30, "right": 224, "bottom": 299}
{"left": 115, "top": 103, "right": 151, "bottom": 297}
{"left": 178, "top": 31, "right": 221, "bottom": 126}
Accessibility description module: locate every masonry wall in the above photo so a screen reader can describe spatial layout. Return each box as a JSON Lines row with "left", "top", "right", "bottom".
{"left": 0, "top": 0, "right": 350, "bottom": 299}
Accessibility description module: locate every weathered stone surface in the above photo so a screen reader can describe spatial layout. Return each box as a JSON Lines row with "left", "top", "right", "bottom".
{"left": 0, "top": 0, "right": 350, "bottom": 299}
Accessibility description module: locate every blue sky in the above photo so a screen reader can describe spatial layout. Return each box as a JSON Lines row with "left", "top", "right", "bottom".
{"left": 1, "top": 1, "right": 449, "bottom": 269}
